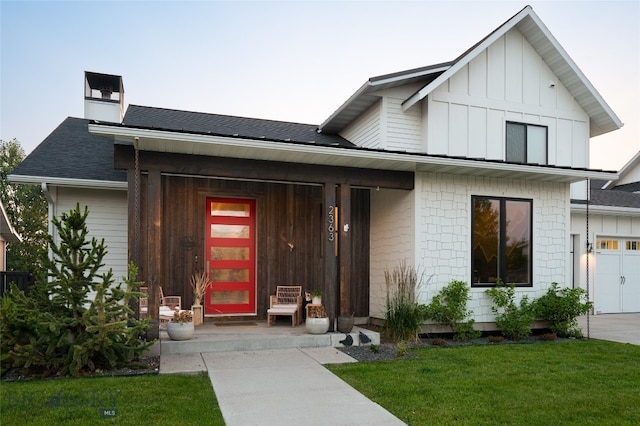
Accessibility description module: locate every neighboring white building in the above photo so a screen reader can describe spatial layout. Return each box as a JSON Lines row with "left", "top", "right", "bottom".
{"left": 0, "top": 199, "right": 21, "bottom": 271}
{"left": 10, "top": 6, "right": 634, "bottom": 328}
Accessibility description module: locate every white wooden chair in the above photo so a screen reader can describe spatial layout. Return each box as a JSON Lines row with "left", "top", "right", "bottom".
{"left": 267, "top": 286, "right": 302, "bottom": 327}
{"left": 159, "top": 287, "right": 182, "bottom": 330}
{"left": 139, "top": 286, "right": 148, "bottom": 318}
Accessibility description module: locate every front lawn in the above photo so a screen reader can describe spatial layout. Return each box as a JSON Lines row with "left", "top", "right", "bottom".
{"left": 328, "top": 340, "right": 640, "bottom": 425}
{"left": 0, "top": 373, "right": 224, "bottom": 425}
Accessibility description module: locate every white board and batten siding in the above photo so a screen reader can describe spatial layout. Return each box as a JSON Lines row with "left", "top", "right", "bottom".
{"left": 425, "top": 28, "right": 590, "bottom": 172}
{"left": 55, "top": 187, "right": 128, "bottom": 285}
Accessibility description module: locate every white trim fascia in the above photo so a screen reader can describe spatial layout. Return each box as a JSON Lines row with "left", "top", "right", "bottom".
{"left": 571, "top": 203, "right": 640, "bottom": 217}
{"left": 401, "top": 7, "right": 623, "bottom": 134}
{"left": 8, "top": 174, "right": 127, "bottom": 190}
{"left": 402, "top": 7, "right": 531, "bottom": 112}
{"left": 524, "top": 9, "right": 622, "bottom": 131}
{"left": 603, "top": 151, "right": 640, "bottom": 189}
{"left": 318, "top": 81, "right": 373, "bottom": 131}
{"left": 90, "top": 124, "right": 617, "bottom": 183}
{"left": 318, "top": 64, "right": 451, "bottom": 132}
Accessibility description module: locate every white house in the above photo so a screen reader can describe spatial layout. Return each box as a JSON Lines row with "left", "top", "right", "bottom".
{"left": 0, "top": 199, "right": 21, "bottom": 272}
{"left": 10, "top": 6, "right": 632, "bottom": 331}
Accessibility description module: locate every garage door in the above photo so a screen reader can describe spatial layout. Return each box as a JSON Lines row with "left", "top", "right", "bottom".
{"left": 595, "top": 238, "right": 640, "bottom": 313}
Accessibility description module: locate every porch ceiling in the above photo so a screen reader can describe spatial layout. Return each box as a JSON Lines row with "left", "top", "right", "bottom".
{"left": 91, "top": 124, "right": 618, "bottom": 185}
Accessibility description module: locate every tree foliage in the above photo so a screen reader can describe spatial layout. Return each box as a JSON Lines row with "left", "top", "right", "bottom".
{"left": 0, "top": 139, "right": 48, "bottom": 271}
{"left": 0, "top": 204, "right": 152, "bottom": 377}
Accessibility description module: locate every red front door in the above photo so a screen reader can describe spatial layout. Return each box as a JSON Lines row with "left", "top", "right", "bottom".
{"left": 205, "top": 197, "right": 256, "bottom": 315}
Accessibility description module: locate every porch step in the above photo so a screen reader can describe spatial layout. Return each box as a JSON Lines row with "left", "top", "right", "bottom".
{"left": 159, "top": 324, "right": 380, "bottom": 356}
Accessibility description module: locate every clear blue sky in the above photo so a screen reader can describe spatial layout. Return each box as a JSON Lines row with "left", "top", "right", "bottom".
{"left": 1, "top": 0, "right": 638, "bottom": 171}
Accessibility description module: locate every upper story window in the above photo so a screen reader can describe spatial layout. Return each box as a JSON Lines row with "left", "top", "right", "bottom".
{"left": 506, "top": 122, "right": 547, "bottom": 165}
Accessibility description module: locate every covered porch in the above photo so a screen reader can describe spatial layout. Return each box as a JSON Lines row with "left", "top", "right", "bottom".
{"left": 113, "top": 143, "right": 414, "bottom": 338}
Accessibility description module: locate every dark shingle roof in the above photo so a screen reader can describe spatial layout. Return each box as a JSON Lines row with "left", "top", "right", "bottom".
{"left": 589, "top": 188, "right": 640, "bottom": 208}
{"left": 609, "top": 182, "right": 640, "bottom": 193}
{"left": 11, "top": 117, "right": 126, "bottom": 182}
{"left": 123, "top": 105, "right": 353, "bottom": 147}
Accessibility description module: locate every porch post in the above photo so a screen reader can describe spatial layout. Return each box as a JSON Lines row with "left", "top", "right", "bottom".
{"left": 323, "top": 182, "right": 338, "bottom": 331}
{"left": 339, "top": 183, "right": 351, "bottom": 316}
{"left": 146, "top": 169, "right": 162, "bottom": 340}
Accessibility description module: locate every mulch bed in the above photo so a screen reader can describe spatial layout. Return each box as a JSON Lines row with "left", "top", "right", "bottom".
{"left": 1, "top": 356, "right": 160, "bottom": 382}
{"left": 337, "top": 329, "right": 575, "bottom": 362}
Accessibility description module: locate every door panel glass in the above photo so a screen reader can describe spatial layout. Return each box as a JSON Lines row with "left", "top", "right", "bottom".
{"left": 210, "top": 202, "right": 250, "bottom": 217}
{"left": 211, "top": 224, "right": 249, "bottom": 239}
{"left": 210, "top": 268, "right": 249, "bottom": 282}
{"left": 209, "top": 290, "right": 250, "bottom": 305}
{"left": 211, "top": 247, "right": 250, "bottom": 260}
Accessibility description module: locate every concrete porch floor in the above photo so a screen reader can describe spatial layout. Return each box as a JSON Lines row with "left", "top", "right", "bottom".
{"left": 157, "top": 318, "right": 380, "bottom": 356}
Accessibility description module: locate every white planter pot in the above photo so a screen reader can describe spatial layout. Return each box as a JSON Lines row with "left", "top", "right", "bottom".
{"left": 306, "top": 317, "right": 330, "bottom": 334}
{"left": 166, "top": 322, "right": 194, "bottom": 340}
{"left": 311, "top": 296, "right": 322, "bottom": 305}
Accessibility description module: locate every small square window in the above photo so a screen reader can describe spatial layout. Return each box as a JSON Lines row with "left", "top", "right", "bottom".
{"left": 506, "top": 122, "right": 547, "bottom": 165}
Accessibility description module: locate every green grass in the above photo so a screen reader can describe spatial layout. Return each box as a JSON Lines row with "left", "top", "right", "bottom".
{"left": 328, "top": 340, "right": 640, "bottom": 425}
{"left": 0, "top": 373, "right": 224, "bottom": 425}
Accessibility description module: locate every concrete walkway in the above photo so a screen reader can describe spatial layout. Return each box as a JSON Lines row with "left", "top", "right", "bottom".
{"left": 158, "top": 313, "right": 639, "bottom": 425}
{"left": 161, "top": 346, "right": 406, "bottom": 426}
{"left": 578, "top": 313, "right": 640, "bottom": 345}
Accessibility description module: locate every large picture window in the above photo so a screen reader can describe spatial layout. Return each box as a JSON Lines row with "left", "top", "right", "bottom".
{"left": 472, "top": 196, "right": 532, "bottom": 287}
{"left": 506, "top": 122, "right": 547, "bottom": 165}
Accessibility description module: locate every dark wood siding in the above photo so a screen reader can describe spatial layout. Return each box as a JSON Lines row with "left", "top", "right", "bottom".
{"left": 135, "top": 174, "right": 370, "bottom": 319}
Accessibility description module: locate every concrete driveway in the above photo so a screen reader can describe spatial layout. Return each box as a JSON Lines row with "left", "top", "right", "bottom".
{"left": 578, "top": 313, "right": 640, "bottom": 345}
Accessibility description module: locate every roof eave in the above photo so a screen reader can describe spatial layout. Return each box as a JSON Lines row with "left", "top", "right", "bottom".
{"left": 8, "top": 174, "right": 127, "bottom": 190}
{"left": 571, "top": 203, "right": 640, "bottom": 216}
{"left": 90, "top": 123, "right": 617, "bottom": 185}
{"left": 319, "top": 63, "right": 452, "bottom": 134}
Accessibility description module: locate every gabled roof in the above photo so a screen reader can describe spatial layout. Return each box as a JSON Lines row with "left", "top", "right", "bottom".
{"left": 124, "top": 105, "right": 353, "bottom": 147}
{"left": 602, "top": 151, "right": 640, "bottom": 189}
{"left": 321, "top": 5, "right": 622, "bottom": 138}
{"left": 0, "top": 199, "right": 21, "bottom": 243}
{"left": 319, "top": 62, "right": 451, "bottom": 134}
{"left": 10, "top": 117, "right": 127, "bottom": 184}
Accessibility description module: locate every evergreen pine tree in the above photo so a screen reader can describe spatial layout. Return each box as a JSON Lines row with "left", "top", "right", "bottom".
{"left": 1, "top": 204, "right": 152, "bottom": 377}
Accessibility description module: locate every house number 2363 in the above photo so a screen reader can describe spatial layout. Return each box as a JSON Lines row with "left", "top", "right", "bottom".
{"left": 328, "top": 206, "right": 335, "bottom": 242}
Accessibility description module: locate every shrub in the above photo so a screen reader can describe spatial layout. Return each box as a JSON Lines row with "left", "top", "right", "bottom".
{"left": 396, "top": 341, "right": 408, "bottom": 357}
{"left": 424, "top": 280, "right": 481, "bottom": 341}
{"left": 384, "top": 261, "right": 426, "bottom": 342}
{"left": 535, "top": 283, "right": 592, "bottom": 337}
{"left": 0, "top": 204, "right": 152, "bottom": 377}
{"left": 485, "top": 284, "right": 535, "bottom": 340}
